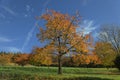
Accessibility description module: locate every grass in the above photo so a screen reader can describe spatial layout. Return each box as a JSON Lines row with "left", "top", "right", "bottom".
{"left": 0, "top": 66, "right": 120, "bottom": 80}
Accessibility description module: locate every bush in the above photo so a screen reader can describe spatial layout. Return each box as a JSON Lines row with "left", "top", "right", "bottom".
{"left": 114, "top": 55, "right": 120, "bottom": 71}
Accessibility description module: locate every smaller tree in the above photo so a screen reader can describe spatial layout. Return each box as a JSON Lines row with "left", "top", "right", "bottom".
{"left": 86, "top": 54, "right": 101, "bottom": 67}
{"left": 0, "top": 56, "right": 8, "bottom": 66}
{"left": 90, "top": 55, "right": 101, "bottom": 64}
{"left": 0, "top": 53, "right": 13, "bottom": 66}
{"left": 98, "top": 25, "right": 120, "bottom": 55}
{"left": 72, "top": 54, "right": 101, "bottom": 67}
{"left": 72, "top": 54, "right": 86, "bottom": 66}
{"left": 12, "top": 53, "right": 29, "bottom": 66}
{"left": 94, "top": 42, "right": 116, "bottom": 68}
{"left": 114, "top": 55, "right": 120, "bottom": 71}
{"left": 29, "top": 46, "right": 52, "bottom": 66}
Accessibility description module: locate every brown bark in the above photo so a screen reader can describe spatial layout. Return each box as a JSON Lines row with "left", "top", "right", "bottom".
{"left": 58, "top": 55, "right": 62, "bottom": 74}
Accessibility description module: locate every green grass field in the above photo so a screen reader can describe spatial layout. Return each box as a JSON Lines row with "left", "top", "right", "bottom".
{"left": 0, "top": 66, "right": 120, "bottom": 80}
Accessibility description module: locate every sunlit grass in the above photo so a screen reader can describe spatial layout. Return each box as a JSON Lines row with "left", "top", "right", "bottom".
{"left": 0, "top": 66, "right": 119, "bottom": 80}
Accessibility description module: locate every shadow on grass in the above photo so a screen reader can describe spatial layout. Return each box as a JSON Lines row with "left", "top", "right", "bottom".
{"left": 61, "top": 77, "right": 113, "bottom": 80}
{"left": 0, "top": 77, "right": 113, "bottom": 80}
{"left": 0, "top": 73, "right": 113, "bottom": 80}
{"left": 64, "top": 71, "right": 120, "bottom": 75}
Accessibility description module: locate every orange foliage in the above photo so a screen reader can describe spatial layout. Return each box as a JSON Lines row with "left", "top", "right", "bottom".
{"left": 37, "top": 10, "right": 91, "bottom": 74}
{"left": 29, "top": 47, "right": 52, "bottom": 66}
{"left": 37, "top": 10, "right": 90, "bottom": 55}
{"left": 72, "top": 54, "right": 101, "bottom": 66}
{"left": 0, "top": 53, "right": 13, "bottom": 65}
{"left": 12, "top": 53, "right": 29, "bottom": 66}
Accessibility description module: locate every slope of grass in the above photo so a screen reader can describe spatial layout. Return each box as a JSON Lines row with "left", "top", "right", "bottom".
{"left": 0, "top": 66, "right": 120, "bottom": 80}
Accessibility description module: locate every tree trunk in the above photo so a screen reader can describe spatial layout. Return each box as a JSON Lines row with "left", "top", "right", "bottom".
{"left": 58, "top": 55, "right": 62, "bottom": 74}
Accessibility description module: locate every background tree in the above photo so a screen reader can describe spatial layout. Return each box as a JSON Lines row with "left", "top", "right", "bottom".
{"left": 94, "top": 42, "right": 116, "bottom": 68}
{"left": 86, "top": 53, "right": 101, "bottom": 67}
{"left": 114, "top": 55, "right": 120, "bottom": 71}
{"left": 72, "top": 53, "right": 101, "bottom": 67}
{"left": 72, "top": 54, "right": 86, "bottom": 66}
{"left": 0, "top": 52, "right": 13, "bottom": 66}
{"left": 12, "top": 53, "right": 29, "bottom": 66}
{"left": 37, "top": 10, "right": 90, "bottom": 74}
{"left": 98, "top": 25, "right": 120, "bottom": 69}
{"left": 29, "top": 46, "right": 52, "bottom": 67}
{"left": 98, "top": 25, "right": 120, "bottom": 55}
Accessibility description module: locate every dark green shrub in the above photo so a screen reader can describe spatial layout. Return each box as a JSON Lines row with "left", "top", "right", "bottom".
{"left": 114, "top": 55, "right": 120, "bottom": 71}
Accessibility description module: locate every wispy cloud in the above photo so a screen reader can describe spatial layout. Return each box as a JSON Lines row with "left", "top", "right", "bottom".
{"left": 24, "top": 5, "right": 33, "bottom": 18}
{"left": 77, "top": 20, "right": 99, "bottom": 35}
{"left": 21, "top": 0, "right": 50, "bottom": 52}
{"left": 26, "top": 5, "right": 31, "bottom": 12}
{"left": 41, "top": 0, "right": 50, "bottom": 15}
{"left": 0, "top": 36, "right": 12, "bottom": 42}
{"left": 0, "top": 13, "right": 5, "bottom": 19}
{"left": 0, "top": 46, "right": 21, "bottom": 52}
{"left": 0, "top": 5, "right": 17, "bottom": 16}
{"left": 21, "top": 21, "right": 38, "bottom": 52}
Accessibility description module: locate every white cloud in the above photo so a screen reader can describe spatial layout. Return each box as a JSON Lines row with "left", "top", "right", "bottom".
{"left": 0, "top": 36, "right": 12, "bottom": 42}
{"left": 24, "top": 4, "right": 34, "bottom": 18}
{"left": 22, "top": 0, "right": 50, "bottom": 52}
{"left": 24, "top": 14, "right": 29, "bottom": 17}
{"left": 26, "top": 5, "right": 31, "bottom": 12}
{"left": 0, "top": 47, "right": 21, "bottom": 52}
{"left": 0, "top": 5, "right": 17, "bottom": 16}
{"left": 77, "top": 20, "right": 98, "bottom": 35}
{"left": 21, "top": 21, "right": 38, "bottom": 52}
{"left": 41, "top": 0, "right": 50, "bottom": 15}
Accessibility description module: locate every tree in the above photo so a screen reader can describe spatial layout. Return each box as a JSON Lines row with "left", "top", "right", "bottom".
{"left": 0, "top": 54, "right": 9, "bottom": 66}
{"left": 37, "top": 10, "right": 90, "bottom": 74}
{"left": 94, "top": 42, "right": 116, "bottom": 67}
{"left": 98, "top": 25, "right": 120, "bottom": 55}
{"left": 114, "top": 55, "right": 120, "bottom": 71}
{"left": 12, "top": 53, "right": 29, "bottom": 66}
{"left": 72, "top": 54, "right": 86, "bottom": 66}
{"left": 0, "top": 52, "right": 13, "bottom": 66}
{"left": 87, "top": 54, "right": 101, "bottom": 65}
{"left": 29, "top": 46, "right": 52, "bottom": 66}
{"left": 62, "top": 56, "right": 73, "bottom": 67}
{"left": 72, "top": 54, "right": 101, "bottom": 67}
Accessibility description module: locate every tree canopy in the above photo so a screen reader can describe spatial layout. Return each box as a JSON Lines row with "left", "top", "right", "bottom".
{"left": 37, "top": 10, "right": 91, "bottom": 74}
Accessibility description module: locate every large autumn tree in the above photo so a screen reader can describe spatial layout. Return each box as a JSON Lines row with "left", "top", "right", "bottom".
{"left": 37, "top": 10, "right": 90, "bottom": 74}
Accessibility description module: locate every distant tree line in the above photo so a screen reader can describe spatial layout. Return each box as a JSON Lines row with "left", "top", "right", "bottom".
{"left": 0, "top": 46, "right": 115, "bottom": 68}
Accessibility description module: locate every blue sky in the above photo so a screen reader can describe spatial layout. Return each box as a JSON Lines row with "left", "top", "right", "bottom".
{"left": 0, "top": 0, "right": 120, "bottom": 53}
